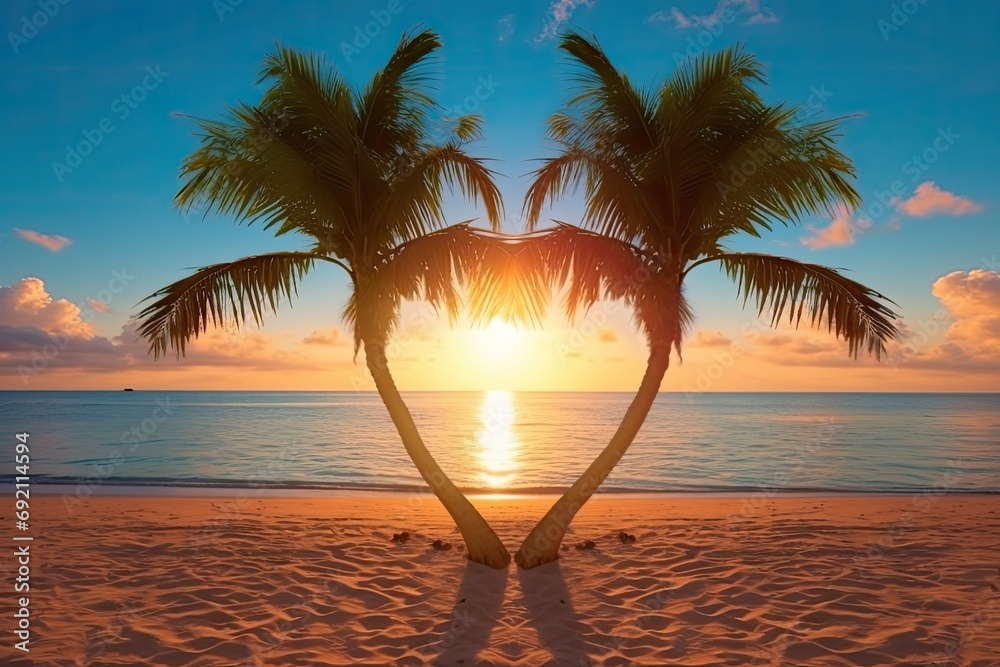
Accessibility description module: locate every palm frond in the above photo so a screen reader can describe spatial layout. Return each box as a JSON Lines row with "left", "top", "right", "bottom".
{"left": 557, "top": 32, "right": 656, "bottom": 155}
{"left": 379, "top": 144, "right": 504, "bottom": 245}
{"left": 343, "top": 223, "right": 510, "bottom": 353}
{"left": 137, "top": 251, "right": 332, "bottom": 359}
{"left": 357, "top": 28, "right": 441, "bottom": 155}
{"left": 257, "top": 43, "right": 355, "bottom": 139}
{"left": 472, "top": 224, "right": 692, "bottom": 350}
{"left": 463, "top": 231, "right": 554, "bottom": 329}
{"left": 691, "top": 115, "right": 862, "bottom": 249}
{"left": 164, "top": 31, "right": 506, "bottom": 369}
{"left": 174, "top": 101, "right": 356, "bottom": 240}
{"left": 523, "top": 145, "right": 648, "bottom": 242}
{"left": 692, "top": 252, "right": 900, "bottom": 359}
{"left": 527, "top": 36, "right": 862, "bottom": 271}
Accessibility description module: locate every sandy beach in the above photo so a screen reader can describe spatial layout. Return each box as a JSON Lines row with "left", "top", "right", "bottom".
{"left": 8, "top": 493, "right": 998, "bottom": 666}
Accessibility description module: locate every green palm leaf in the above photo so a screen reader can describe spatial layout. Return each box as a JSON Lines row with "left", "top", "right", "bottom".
{"left": 137, "top": 251, "right": 332, "bottom": 359}
{"left": 692, "top": 252, "right": 899, "bottom": 359}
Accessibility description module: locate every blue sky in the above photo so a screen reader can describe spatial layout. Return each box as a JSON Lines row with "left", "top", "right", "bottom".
{"left": 1, "top": 0, "right": 998, "bottom": 390}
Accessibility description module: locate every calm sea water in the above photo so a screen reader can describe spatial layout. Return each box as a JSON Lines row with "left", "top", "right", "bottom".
{"left": 1, "top": 391, "right": 998, "bottom": 493}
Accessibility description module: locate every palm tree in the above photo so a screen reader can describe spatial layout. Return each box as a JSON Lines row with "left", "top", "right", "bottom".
{"left": 135, "top": 30, "right": 513, "bottom": 568}
{"left": 510, "top": 34, "right": 900, "bottom": 568}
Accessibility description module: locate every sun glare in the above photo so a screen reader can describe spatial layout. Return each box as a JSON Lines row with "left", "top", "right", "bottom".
{"left": 476, "top": 390, "right": 520, "bottom": 488}
{"left": 478, "top": 318, "right": 525, "bottom": 360}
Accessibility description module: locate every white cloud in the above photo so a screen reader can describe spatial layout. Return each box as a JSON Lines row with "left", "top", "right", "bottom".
{"left": 651, "top": 0, "right": 778, "bottom": 28}
{"left": 498, "top": 14, "right": 514, "bottom": 42}
{"left": 534, "top": 0, "right": 594, "bottom": 42}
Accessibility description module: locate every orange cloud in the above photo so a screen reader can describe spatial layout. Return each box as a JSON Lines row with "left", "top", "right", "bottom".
{"left": 596, "top": 327, "right": 618, "bottom": 343}
{"left": 0, "top": 277, "right": 332, "bottom": 386}
{"left": 0, "top": 277, "right": 94, "bottom": 337}
{"left": 112, "top": 320, "right": 319, "bottom": 371}
{"left": 731, "top": 269, "right": 1000, "bottom": 375}
{"left": 303, "top": 328, "right": 344, "bottom": 345}
{"left": 13, "top": 228, "right": 72, "bottom": 252}
{"left": 85, "top": 298, "right": 112, "bottom": 314}
{"left": 691, "top": 329, "right": 733, "bottom": 347}
{"left": 925, "top": 269, "right": 1000, "bottom": 360}
{"left": 744, "top": 329, "right": 861, "bottom": 366}
{"left": 892, "top": 181, "right": 983, "bottom": 217}
{"left": 800, "top": 204, "right": 866, "bottom": 249}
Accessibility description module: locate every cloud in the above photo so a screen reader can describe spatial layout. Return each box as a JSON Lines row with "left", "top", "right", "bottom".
{"left": 13, "top": 228, "right": 72, "bottom": 252}
{"left": 0, "top": 277, "right": 94, "bottom": 337}
{"left": 85, "top": 298, "right": 112, "bottom": 314}
{"left": 112, "top": 320, "right": 318, "bottom": 370}
{"left": 892, "top": 181, "right": 983, "bottom": 218}
{"left": 303, "top": 328, "right": 344, "bottom": 345}
{"left": 927, "top": 269, "right": 1000, "bottom": 360}
{"left": 0, "top": 324, "right": 124, "bottom": 374}
{"left": 739, "top": 328, "right": 871, "bottom": 368}
{"left": 651, "top": 0, "right": 778, "bottom": 28}
{"left": 0, "top": 277, "right": 325, "bottom": 382}
{"left": 691, "top": 329, "right": 733, "bottom": 347}
{"left": 534, "top": 0, "right": 594, "bottom": 42}
{"left": 597, "top": 327, "right": 618, "bottom": 343}
{"left": 798, "top": 184, "right": 980, "bottom": 250}
{"left": 800, "top": 203, "right": 867, "bottom": 250}
{"left": 498, "top": 14, "right": 514, "bottom": 41}
{"left": 743, "top": 6, "right": 780, "bottom": 24}
{"left": 735, "top": 269, "right": 1000, "bottom": 374}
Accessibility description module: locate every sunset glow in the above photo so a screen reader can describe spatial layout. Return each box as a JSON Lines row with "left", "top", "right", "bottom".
{"left": 0, "top": 2, "right": 996, "bottom": 393}
{"left": 5, "top": 4, "right": 1000, "bottom": 665}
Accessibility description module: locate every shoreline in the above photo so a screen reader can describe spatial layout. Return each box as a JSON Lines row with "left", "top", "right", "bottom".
{"left": 16, "top": 481, "right": 1000, "bottom": 499}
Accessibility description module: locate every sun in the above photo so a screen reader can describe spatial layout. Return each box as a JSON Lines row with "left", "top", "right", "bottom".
{"left": 477, "top": 318, "right": 526, "bottom": 360}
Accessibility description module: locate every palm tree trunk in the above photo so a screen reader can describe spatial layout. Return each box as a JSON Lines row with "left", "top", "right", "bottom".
{"left": 363, "top": 338, "right": 511, "bottom": 568}
{"left": 514, "top": 344, "right": 671, "bottom": 569}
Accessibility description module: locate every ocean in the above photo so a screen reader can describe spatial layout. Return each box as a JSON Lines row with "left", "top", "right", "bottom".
{"left": 2, "top": 391, "right": 998, "bottom": 494}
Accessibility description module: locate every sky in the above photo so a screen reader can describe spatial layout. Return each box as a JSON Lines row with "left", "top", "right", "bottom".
{"left": 0, "top": 0, "right": 998, "bottom": 391}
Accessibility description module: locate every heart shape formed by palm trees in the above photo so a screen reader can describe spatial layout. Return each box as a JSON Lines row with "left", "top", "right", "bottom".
{"left": 136, "top": 29, "right": 900, "bottom": 571}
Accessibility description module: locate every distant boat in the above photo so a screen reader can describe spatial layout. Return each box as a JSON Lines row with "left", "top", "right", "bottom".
{"left": 123, "top": 388, "right": 134, "bottom": 392}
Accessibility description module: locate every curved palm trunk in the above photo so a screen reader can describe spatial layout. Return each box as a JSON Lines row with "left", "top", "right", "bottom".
{"left": 363, "top": 338, "right": 511, "bottom": 568}
{"left": 514, "top": 345, "right": 671, "bottom": 569}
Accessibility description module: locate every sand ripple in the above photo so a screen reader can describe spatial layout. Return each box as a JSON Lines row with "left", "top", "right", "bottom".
{"left": 12, "top": 495, "right": 1000, "bottom": 666}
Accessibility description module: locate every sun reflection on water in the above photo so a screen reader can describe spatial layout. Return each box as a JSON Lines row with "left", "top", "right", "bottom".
{"left": 476, "top": 390, "right": 520, "bottom": 488}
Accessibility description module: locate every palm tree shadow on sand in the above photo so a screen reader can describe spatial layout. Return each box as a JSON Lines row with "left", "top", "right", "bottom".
{"left": 434, "top": 559, "right": 592, "bottom": 666}
{"left": 517, "top": 561, "right": 591, "bottom": 665}
{"left": 433, "top": 561, "right": 508, "bottom": 666}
